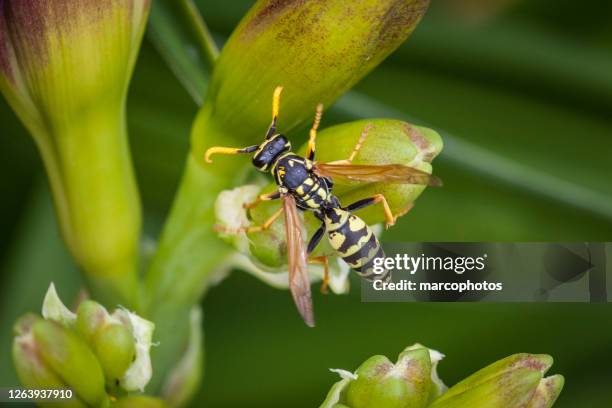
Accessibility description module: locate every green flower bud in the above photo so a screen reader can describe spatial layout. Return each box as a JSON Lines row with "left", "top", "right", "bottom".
{"left": 320, "top": 370, "right": 355, "bottom": 408}
{"left": 429, "top": 354, "right": 559, "bottom": 408}
{"left": 0, "top": 0, "right": 151, "bottom": 306}
{"left": 526, "top": 375, "right": 565, "bottom": 408}
{"left": 322, "top": 344, "right": 445, "bottom": 408}
{"left": 112, "top": 396, "right": 168, "bottom": 408}
{"left": 12, "top": 317, "right": 107, "bottom": 407}
{"left": 75, "top": 300, "right": 111, "bottom": 344}
{"left": 41, "top": 285, "right": 136, "bottom": 395}
{"left": 432, "top": 353, "right": 552, "bottom": 403}
{"left": 297, "top": 119, "right": 443, "bottom": 224}
{"left": 402, "top": 344, "right": 447, "bottom": 402}
{"left": 345, "top": 349, "right": 432, "bottom": 408}
{"left": 430, "top": 369, "right": 542, "bottom": 408}
{"left": 193, "top": 0, "right": 431, "bottom": 164}
{"left": 93, "top": 324, "right": 136, "bottom": 387}
{"left": 80, "top": 304, "right": 155, "bottom": 392}
{"left": 12, "top": 315, "right": 67, "bottom": 390}
{"left": 72, "top": 288, "right": 155, "bottom": 392}
{"left": 322, "top": 348, "right": 564, "bottom": 408}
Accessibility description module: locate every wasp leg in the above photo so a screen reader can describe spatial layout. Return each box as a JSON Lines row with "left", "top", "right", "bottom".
{"left": 266, "top": 86, "right": 284, "bottom": 138}
{"left": 307, "top": 223, "right": 329, "bottom": 293}
{"left": 307, "top": 222, "right": 326, "bottom": 254}
{"left": 204, "top": 144, "right": 259, "bottom": 163}
{"left": 309, "top": 256, "right": 330, "bottom": 294}
{"left": 243, "top": 191, "right": 282, "bottom": 209}
{"left": 344, "top": 193, "right": 397, "bottom": 229}
{"left": 307, "top": 103, "right": 324, "bottom": 161}
{"left": 347, "top": 123, "right": 373, "bottom": 163}
{"left": 215, "top": 206, "right": 284, "bottom": 234}
{"left": 324, "top": 123, "right": 373, "bottom": 165}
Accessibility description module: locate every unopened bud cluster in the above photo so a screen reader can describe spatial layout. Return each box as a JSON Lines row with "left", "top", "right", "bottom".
{"left": 321, "top": 344, "right": 564, "bottom": 408}
{"left": 12, "top": 284, "right": 158, "bottom": 407}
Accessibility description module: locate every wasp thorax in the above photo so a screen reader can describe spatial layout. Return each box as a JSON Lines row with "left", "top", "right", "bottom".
{"left": 252, "top": 134, "right": 291, "bottom": 171}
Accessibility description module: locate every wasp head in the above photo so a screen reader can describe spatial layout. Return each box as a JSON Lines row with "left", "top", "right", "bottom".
{"left": 252, "top": 134, "right": 291, "bottom": 171}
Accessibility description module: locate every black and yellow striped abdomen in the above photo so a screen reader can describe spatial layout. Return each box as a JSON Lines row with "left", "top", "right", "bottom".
{"left": 324, "top": 208, "right": 390, "bottom": 282}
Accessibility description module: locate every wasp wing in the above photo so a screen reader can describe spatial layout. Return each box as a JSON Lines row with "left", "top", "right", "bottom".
{"left": 314, "top": 162, "right": 442, "bottom": 186}
{"left": 283, "top": 194, "right": 315, "bottom": 327}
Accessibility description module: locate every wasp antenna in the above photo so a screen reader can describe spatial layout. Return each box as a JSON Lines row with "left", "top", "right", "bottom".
{"left": 204, "top": 145, "right": 258, "bottom": 163}
{"left": 272, "top": 86, "right": 283, "bottom": 119}
{"left": 313, "top": 103, "right": 323, "bottom": 130}
{"left": 306, "top": 103, "right": 325, "bottom": 161}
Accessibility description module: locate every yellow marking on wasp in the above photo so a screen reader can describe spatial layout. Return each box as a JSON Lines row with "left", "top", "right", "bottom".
{"left": 348, "top": 216, "right": 367, "bottom": 232}
{"left": 329, "top": 231, "right": 346, "bottom": 250}
{"left": 271, "top": 152, "right": 292, "bottom": 171}
{"left": 348, "top": 257, "right": 368, "bottom": 268}
{"left": 347, "top": 245, "right": 381, "bottom": 269}
{"left": 303, "top": 183, "right": 319, "bottom": 200}
{"left": 317, "top": 188, "right": 327, "bottom": 199}
{"left": 278, "top": 166, "right": 286, "bottom": 177}
{"left": 303, "top": 178, "right": 314, "bottom": 186}
{"left": 305, "top": 198, "right": 317, "bottom": 207}
{"left": 365, "top": 245, "right": 381, "bottom": 260}
{"left": 296, "top": 186, "right": 305, "bottom": 195}
{"left": 324, "top": 209, "right": 349, "bottom": 231}
{"left": 337, "top": 230, "right": 373, "bottom": 257}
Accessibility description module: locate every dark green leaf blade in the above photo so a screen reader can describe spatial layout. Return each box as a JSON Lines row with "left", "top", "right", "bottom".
{"left": 148, "top": 0, "right": 218, "bottom": 106}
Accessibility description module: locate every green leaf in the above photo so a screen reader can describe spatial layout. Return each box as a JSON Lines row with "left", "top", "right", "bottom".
{"left": 148, "top": 0, "right": 219, "bottom": 106}
{"left": 394, "top": 15, "right": 612, "bottom": 112}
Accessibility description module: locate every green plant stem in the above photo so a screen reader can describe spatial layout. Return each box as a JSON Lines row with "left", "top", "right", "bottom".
{"left": 144, "top": 153, "right": 235, "bottom": 393}
{"left": 144, "top": 3, "right": 227, "bottom": 393}
{"left": 145, "top": 155, "right": 232, "bottom": 309}
{"left": 33, "top": 106, "right": 141, "bottom": 309}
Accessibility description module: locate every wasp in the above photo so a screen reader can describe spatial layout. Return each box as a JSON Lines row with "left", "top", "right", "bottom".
{"left": 205, "top": 87, "right": 441, "bottom": 326}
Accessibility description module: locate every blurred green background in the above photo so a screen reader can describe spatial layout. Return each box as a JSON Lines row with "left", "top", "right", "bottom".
{"left": 1, "top": 0, "right": 611, "bottom": 406}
